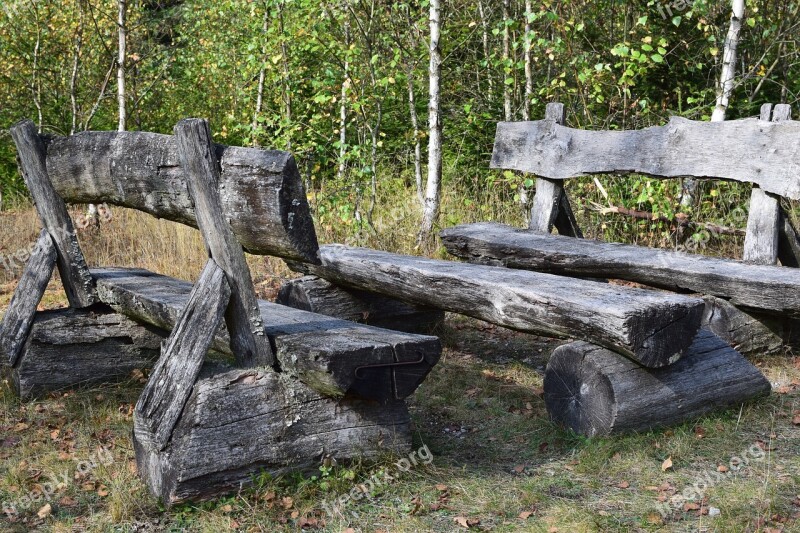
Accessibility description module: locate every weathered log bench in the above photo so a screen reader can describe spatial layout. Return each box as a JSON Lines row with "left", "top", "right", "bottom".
{"left": 437, "top": 102, "right": 793, "bottom": 434}
{"left": 0, "top": 119, "right": 440, "bottom": 504}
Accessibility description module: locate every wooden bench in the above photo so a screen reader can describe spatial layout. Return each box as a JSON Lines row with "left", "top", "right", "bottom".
{"left": 438, "top": 102, "right": 798, "bottom": 435}
{"left": 283, "top": 104, "right": 777, "bottom": 437}
{"left": 0, "top": 119, "right": 440, "bottom": 505}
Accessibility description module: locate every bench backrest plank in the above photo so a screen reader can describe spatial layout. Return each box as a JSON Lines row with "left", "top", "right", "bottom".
{"left": 44, "top": 130, "right": 319, "bottom": 263}
{"left": 492, "top": 114, "right": 800, "bottom": 199}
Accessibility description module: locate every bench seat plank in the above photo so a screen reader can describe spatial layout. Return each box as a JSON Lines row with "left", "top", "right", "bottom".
{"left": 441, "top": 222, "right": 800, "bottom": 315}
{"left": 91, "top": 268, "right": 440, "bottom": 402}
{"left": 291, "top": 244, "right": 706, "bottom": 368}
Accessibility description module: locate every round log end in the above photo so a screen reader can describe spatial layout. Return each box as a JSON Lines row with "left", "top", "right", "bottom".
{"left": 543, "top": 342, "right": 616, "bottom": 437}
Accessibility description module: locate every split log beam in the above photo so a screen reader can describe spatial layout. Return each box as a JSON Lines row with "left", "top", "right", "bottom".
{"left": 491, "top": 115, "right": 800, "bottom": 199}
{"left": 291, "top": 244, "right": 705, "bottom": 368}
{"left": 529, "top": 103, "right": 582, "bottom": 237}
{"left": 0, "top": 230, "right": 56, "bottom": 366}
{"left": 277, "top": 276, "right": 444, "bottom": 334}
{"left": 543, "top": 329, "right": 771, "bottom": 437}
{"left": 135, "top": 365, "right": 411, "bottom": 506}
{"left": 174, "top": 119, "right": 274, "bottom": 368}
{"left": 11, "top": 307, "right": 164, "bottom": 399}
{"left": 135, "top": 259, "right": 231, "bottom": 451}
{"left": 702, "top": 296, "right": 785, "bottom": 357}
{"left": 778, "top": 211, "right": 800, "bottom": 268}
{"left": 9, "top": 120, "right": 96, "bottom": 307}
{"left": 44, "top": 130, "right": 319, "bottom": 263}
{"left": 441, "top": 222, "right": 800, "bottom": 315}
{"left": 92, "top": 268, "right": 440, "bottom": 401}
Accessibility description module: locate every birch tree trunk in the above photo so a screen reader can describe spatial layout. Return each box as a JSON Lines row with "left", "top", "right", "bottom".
{"left": 117, "top": 0, "right": 127, "bottom": 132}
{"left": 408, "top": 70, "right": 423, "bottom": 205}
{"left": 337, "top": 20, "right": 350, "bottom": 180}
{"left": 417, "top": 0, "right": 442, "bottom": 244}
{"left": 251, "top": 8, "right": 269, "bottom": 147}
{"left": 522, "top": 0, "right": 533, "bottom": 121}
{"left": 478, "top": 0, "right": 493, "bottom": 95}
{"left": 502, "top": 0, "right": 512, "bottom": 122}
{"left": 278, "top": 1, "right": 292, "bottom": 150}
{"left": 681, "top": 0, "right": 745, "bottom": 206}
{"left": 69, "top": 0, "right": 84, "bottom": 135}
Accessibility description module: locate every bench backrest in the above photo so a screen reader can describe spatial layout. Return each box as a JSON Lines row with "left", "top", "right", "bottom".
{"left": 44, "top": 130, "right": 319, "bottom": 263}
{"left": 491, "top": 102, "right": 800, "bottom": 266}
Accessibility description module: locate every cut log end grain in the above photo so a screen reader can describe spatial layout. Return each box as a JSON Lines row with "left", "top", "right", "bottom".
{"left": 543, "top": 329, "right": 771, "bottom": 437}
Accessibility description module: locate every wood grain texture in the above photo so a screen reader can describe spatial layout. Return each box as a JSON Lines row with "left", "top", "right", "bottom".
{"left": 11, "top": 307, "right": 163, "bottom": 399}
{"left": 702, "top": 296, "right": 785, "bottom": 357}
{"left": 543, "top": 329, "right": 771, "bottom": 436}
{"left": 491, "top": 116, "right": 800, "bottom": 199}
{"left": 0, "top": 230, "right": 56, "bottom": 366}
{"left": 10, "top": 120, "right": 96, "bottom": 307}
{"left": 293, "top": 244, "right": 705, "bottom": 368}
{"left": 742, "top": 104, "right": 789, "bottom": 264}
{"left": 441, "top": 222, "right": 800, "bottom": 315}
{"left": 43, "top": 129, "right": 319, "bottom": 263}
{"left": 277, "top": 276, "right": 444, "bottom": 334}
{"left": 135, "top": 260, "right": 231, "bottom": 451}
{"left": 778, "top": 211, "right": 800, "bottom": 268}
{"left": 134, "top": 364, "right": 411, "bottom": 505}
{"left": 92, "top": 268, "right": 440, "bottom": 401}
{"left": 528, "top": 103, "right": 582, "bottom": 237}
{"left": 174, "top": 119, "right": 274, "bottom": 368}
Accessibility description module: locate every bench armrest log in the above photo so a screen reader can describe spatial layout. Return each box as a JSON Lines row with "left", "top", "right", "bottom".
{"left": 10, "top": 120, "right": 96, "bottom": 307}
{"left": 441, "top": 222, "right": 800, "bottom": 315}
{"left": 174, "top": 119, "right": 274, "bottom": 368}
{"left": 491, "top": 115, "right": 800, "bottom": 199}
{"left": 291, "top": 244, "right": 705, "bottom": 368}
{"left": 543, "top": 329, "right": 771, "bottom": 436}
{"left": 91, "top": 268, "right": 440, "bottom": 401}
{"left": 42, "top": 129, "right": 319, "bottom": 263}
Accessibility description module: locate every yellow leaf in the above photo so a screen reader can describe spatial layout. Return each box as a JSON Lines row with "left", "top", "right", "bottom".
{"left": 661, "top": 456, "right": 673, "bottom": 471}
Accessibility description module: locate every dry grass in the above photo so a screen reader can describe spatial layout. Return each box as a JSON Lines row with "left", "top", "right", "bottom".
{"left": 0, "top": 200, "right": 798, "bottom": 532}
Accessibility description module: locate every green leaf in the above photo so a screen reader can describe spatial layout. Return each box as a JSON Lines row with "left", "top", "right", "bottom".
{"left": 672, "top": 16, "right": 682, "bottom": 27}
{"left": 651, "top": 54, "right": 664, "bottom": 63}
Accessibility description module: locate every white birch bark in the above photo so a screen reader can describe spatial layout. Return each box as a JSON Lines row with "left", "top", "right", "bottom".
{"left": 117, "top": 0, "right": 127, "bottom": 132}
{"left": 502, "top": 0, "right": 512, "bottom": 121}
{"left": 522, "top": 0, "right": 533, "bottom": 121}
{"left": 418, "top": 0, "right": 442, "bottom": 243}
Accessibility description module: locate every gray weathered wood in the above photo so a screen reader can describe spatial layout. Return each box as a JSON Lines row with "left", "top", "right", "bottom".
{"left": 742, "top": 104, "right": 790, "bottom": 264}
{"left": 43, "top": 130, "right": 319, "bottom": 263}
{"left": 491, "top": 116, "right": 800, "bottom": 199}
{"left": 702, "top": 296, "right": 784, "bottom": 357}
{"left": 135, "top": 260, "right": 231, "bottom": 451}
{"left": 10, "top": 120, "right": 96, "bottom": 307}
{"left": 543, "top": 329, "right": 771, "bottom": 437}
{"left": 277, "top": 276, "right": 445, "bottom": 334}
{"left": 528, "top": 103, "right": 582, "bottom": 237}
{"left": 778, "top": 211, "right": 800, "bottom": 268}
{"left": 292, "top": 244, "right": 705, "bottom": 368}
{"left": 134, "top": 364, "right": 411, "bottom": 505}
{"left": 174, "top": 119, "right": 274, "bottom": 368}
{"left": 92, "top": 268, "right": 440, "bottom": 401}
{"left": 743, "top": 188, "right": 780, "bottom": 264}
{"left": 11, "top": 307, "right": 164, "bottom": 399}
{"left": 0, "top": 230, "right": 56, "bottom": 366}
{"left": 441, "top": 222, "right": 800, "bottom": 315}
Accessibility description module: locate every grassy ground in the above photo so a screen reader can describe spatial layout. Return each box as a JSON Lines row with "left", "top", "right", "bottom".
{"left": 1, "top": 200, "right": 799, "bottom": 532}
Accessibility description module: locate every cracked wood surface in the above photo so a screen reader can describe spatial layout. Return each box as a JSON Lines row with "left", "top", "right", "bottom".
{"left": 292, "top": 244, "right": 705, "bottom": 368}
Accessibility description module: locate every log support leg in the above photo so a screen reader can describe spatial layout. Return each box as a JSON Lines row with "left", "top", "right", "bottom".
{"left": 9, "top": 306, "right": 164, "bottom": 399}
{"left": 543, "top": 329, "right": 770, "bottom": 436}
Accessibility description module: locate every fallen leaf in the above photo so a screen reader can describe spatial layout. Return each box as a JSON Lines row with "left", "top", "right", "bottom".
{"left": 694, "top": 426, "right": 706, "bottom": 438}
{"left": 717, "top": 465, "right": 729, "bottom": 473}
{"left": 58, "top": 496, "right": 77, "bottom": 506}
{"left": 617, "top": 480, "right": 630, "bottom": 489}
{"left": 661, "top": 457, "right": 673, "bottom": 471}
{"left": 519, "top": 511, "right": 533, "bottom": 519}
{"left": 793, "top": 413, "right": 800, "bottom": 426}
{"left": 454, "top": 516, "right": 470, "bottom": 528}
{"left": 646, "top": 513, "right": 663, "bottom": 524}
{"left": 282, "top": 496, "right": 294, "bottom": 510}
{"left": 513, "top": 464, "right": 525, "bottom": 473}
{"left": 612, "top": 452, "right": 622, "bottom": 461}
{"left": 14, "top": 423, "right": 28, "bottom": 432}
{"left": 683, "top": 502, "right": 700, "bottom": 511}
{"left": 36, "top": 504, "right": 51, "bottom": 519}
{"left": 220, "top": 504, "right": 233, "bottom": 513}
{"left": 97, "top": 486, "right": 109, "bottom": 497}
{"left": 290, "top": 510, "right": 300, "bottom": 519}
{"left": 435, "top": 484, "right": 448, "bottom": 492}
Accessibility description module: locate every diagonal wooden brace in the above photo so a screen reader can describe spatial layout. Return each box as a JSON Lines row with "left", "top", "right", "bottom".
{"left": 0, "top": 230, "right": 57, "bottom": 366}
{"left": 173, "top": 118, "right": 275, "bottom": 368}
{"left": 134, "top": 259, "right": 231, "bottom": 451}
{"left": 9, "top": 120, "right": 96, "bottom": 307}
